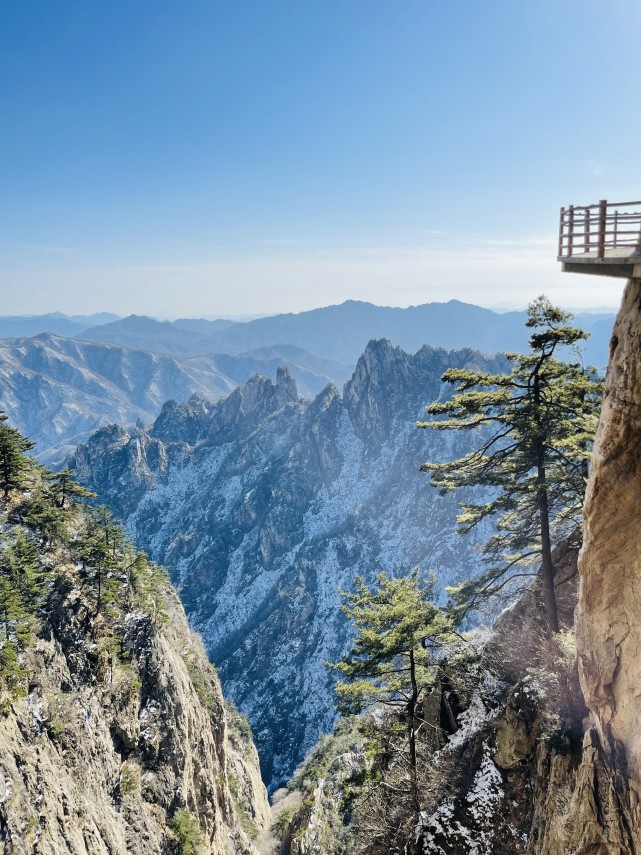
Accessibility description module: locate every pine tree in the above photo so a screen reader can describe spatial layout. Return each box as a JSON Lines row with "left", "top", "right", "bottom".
{"left": 418, "top": 296, "right": 602, "bottom": 632}
{"left": 0, "top": 412, "right": 35, "bottom": 498}
{"left": 126, "top": 551, "right": 168, "bottom": 624}
{"left": 23, "top": 469, "right": 95, "bottom": 547}
{"left": 44, "top": 468, "right": 95, "bottom": 509}
{"left": 328, "top": 571, "right": 455, "bottom": 821}
{"left": 22, "top": 487, "right": 68, "bottom": 547}
{"left": 169, "top": 808, "right": 205, "bottom": 855}
{"left": 3, "top": 529, "right": 43, "bottom": 601}
{"left": 0, "top": 642, "right": 28, "bottom": 703}
{"left": 76, "top": 506, "right": 127, "bottom": 615}
{"left": 0, "top": 529, "right": 43, "bottom": 697}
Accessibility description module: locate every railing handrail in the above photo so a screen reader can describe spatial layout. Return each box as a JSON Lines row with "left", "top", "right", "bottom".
{"left": 558, "top": 198, "right": 641, "bottom": 259}
{"left": 562, "top": 199, "right": 641, "bottom": 211}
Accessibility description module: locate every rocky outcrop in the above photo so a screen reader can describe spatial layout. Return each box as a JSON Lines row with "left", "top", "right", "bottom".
{"left": 72, "top": 341, "right": 507, "bottom": 789}
{"left": 0, "top": 543, "right": 270, "bottom": 854}
{"left": 574, "top": 275, "right": 641, "bottom": 850}
{"left": 276, "top": 518, "right": 640, "bottom": 855}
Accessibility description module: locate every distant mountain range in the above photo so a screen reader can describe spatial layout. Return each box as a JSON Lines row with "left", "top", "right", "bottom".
{"left": 187, "top": 300, "right": 614, "bottom": 366}
{"left": 0, "top": 300, "right": 615, "bottom": 463}
{"left": 0, "top": 334, "right": 351, "bottom": 463}
{"left": 79, "top": 301, "right": 614, "bottom": 367}
{"left": 0, "top": 312, "right": 121, "bottom": 339}
{"left": 1, "top": 301, "right": 615, "bottom": 367}
{"left": 79, "top": 315, "right": 236, "bottom": 357}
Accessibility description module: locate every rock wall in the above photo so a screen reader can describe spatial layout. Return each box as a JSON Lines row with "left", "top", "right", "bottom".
{"left": 576, "top": 276, "right": 641, "bottom": 849}
{"left": 279, "top": 525, "right": 641, "bottom": 855}
{"left": 0, "top": 564, "right": 270, "bottom": 854}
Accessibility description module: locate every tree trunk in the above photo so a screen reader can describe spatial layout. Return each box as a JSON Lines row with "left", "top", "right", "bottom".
{"left": 407, "top": 648, "right": 420, "bottom": 822}
{"left": 536, "top": 448, "right": 559, "bottom": 633}
{"left": 533, "top": 372, "right": 559, "bottom": 634}
{"left": 2, "top": 452, "right": 9, "bottom": 497}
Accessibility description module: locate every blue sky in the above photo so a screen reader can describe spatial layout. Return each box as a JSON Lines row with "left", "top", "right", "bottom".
{"left": 1, "top": 0, "right": 639, "bottom": 316}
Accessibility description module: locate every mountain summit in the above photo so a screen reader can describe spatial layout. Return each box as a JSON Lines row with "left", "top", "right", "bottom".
{"left": 73, "top": 340, "right": 505, "bottom": 788}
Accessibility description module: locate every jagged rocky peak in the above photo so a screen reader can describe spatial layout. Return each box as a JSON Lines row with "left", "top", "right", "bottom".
{"left": 276, "top": 363, "right": 299, "bottom": 402}
{"left": 576, "top": 275, "right": 641, "bottom": 845}
{"left": 309, "top": 381, "right": 340, "bottom": 409}
{"left": 343, "top": 339, "right": 496, "bottom": 443}
{"left": 72, "top": 423, "right": 133, "bottom": 484}
{"left": 206, "top": 366, "right": 300, "bottom": 444}
{"left": 150, "top": 393, "right": 216, "bottom": 445}
{"left": 343, "top": 339, "right": 411, "bottom": 441}
{"left": 73, "top": 340, "right": 506, "bottom": 789}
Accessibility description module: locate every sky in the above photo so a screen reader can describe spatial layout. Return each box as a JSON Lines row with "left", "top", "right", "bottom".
{"left": 1, "top": 0, "right": 640, "bottom": 317}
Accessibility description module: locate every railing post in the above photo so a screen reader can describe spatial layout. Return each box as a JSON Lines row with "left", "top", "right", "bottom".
{"left": 613, "top": 210, "right": 618, "bottom": 248}
{"left": 584, "top": 208, "right": 590, "bottom": 254}
{"left": 568, "top": 206, "right": 574, "bottom": 257}
{"left": 598, "top": 199, "right": 607, "bottom": 258}
{"left": 558, "top": 207, "right": 565, "bottom": 256}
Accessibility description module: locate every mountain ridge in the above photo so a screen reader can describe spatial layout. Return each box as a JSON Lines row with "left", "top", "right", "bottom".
{"left": 76, "top": 300, "right": 614, "bottom": 367}
{"left": 0, "top": 333, "right": 350, "bottom": 463}
{"left": 72, "top": 338, "right": 507, "bottom": 788}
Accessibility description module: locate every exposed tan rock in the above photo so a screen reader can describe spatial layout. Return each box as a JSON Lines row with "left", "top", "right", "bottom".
{"left": 576, "top": 276, "right": 641, "bottom": 848}
{"left": 494, "top": 685, "right": 540, "bottom": 770}
{"left": 0, "top": 579, "right": 270, "bottom": 854}
{"left": 528, "top": 726, "right": 637, "bottom": 855}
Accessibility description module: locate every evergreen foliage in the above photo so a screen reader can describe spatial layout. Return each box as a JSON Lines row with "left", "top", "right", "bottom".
{"left": 76, "top": 505, "right": 129, "bottom": 615}
{"left": 169, "top": 808, "right": 205, "bottom": 854}
{"left": 0, "top": 416, "right": 170, "bottom": 703}
{"left": 118, "top": 761, "right": 140, "bottom": 796}
{"left": 44, "top": 468, "right": 96, "bottom": 509}
{"left": 126, "top": 551, "right": 169, "bottom": 625}
{"left": 0, "top": 411, "right": 34, "bottom": 497}
{"left": 328, "top": 571, "right": 457, "bottom": 821}
{"left": 22, "top": 486, "right": 69, "bottom": 547}
{"left": 0, "top": 529, "right": 44, "bottom": 703}
{"left": 182, "top": 651, "right": 217, "bottom": 711}
{"left": 418, "top": 296, "right": 602, "bottom": 632}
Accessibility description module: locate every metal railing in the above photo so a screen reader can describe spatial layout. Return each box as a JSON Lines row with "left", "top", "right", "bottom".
{"left": 558, "top": 199, "right": 641, "bottom": 258}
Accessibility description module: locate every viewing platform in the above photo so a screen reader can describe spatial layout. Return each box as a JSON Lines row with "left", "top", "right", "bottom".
{"left": 558, "top": 199, "right": 641, "bottom": 278}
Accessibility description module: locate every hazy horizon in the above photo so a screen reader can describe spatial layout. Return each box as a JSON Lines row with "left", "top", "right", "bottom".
{"left": 0, "top": 297, "right": 621, "bottom": 326}
{"left": 1, "top": 1, "right": 638, "bottom": 317}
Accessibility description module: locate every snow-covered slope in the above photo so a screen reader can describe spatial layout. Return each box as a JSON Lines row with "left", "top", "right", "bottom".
{"left": 72, "top": 340, "right": 504, "bottom": 789}
{"left": 0, "top": 333, "right": 350, "bottom": 464}
{"left": 0, "top": 333, "right": 236, "bottom": 464}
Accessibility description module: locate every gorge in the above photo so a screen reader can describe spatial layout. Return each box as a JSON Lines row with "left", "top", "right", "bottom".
{"left": 1, "top": 289, "right": 640, "bottom": 852}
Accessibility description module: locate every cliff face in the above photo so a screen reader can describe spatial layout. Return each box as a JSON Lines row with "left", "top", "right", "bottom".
{"left": 279, "top": 540, "right": 640, "bottom": 855}
{"left": 575, "top": 275, "right": 641, "bottom": 849}
{"left": 408, "top": 276, "right": 641, "bottom": 855}
{"left": 413, "top": 278, "right": 641, "bottom": 855}
{"left": 0, "top": 530, "right": 270, "bottom": 854}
